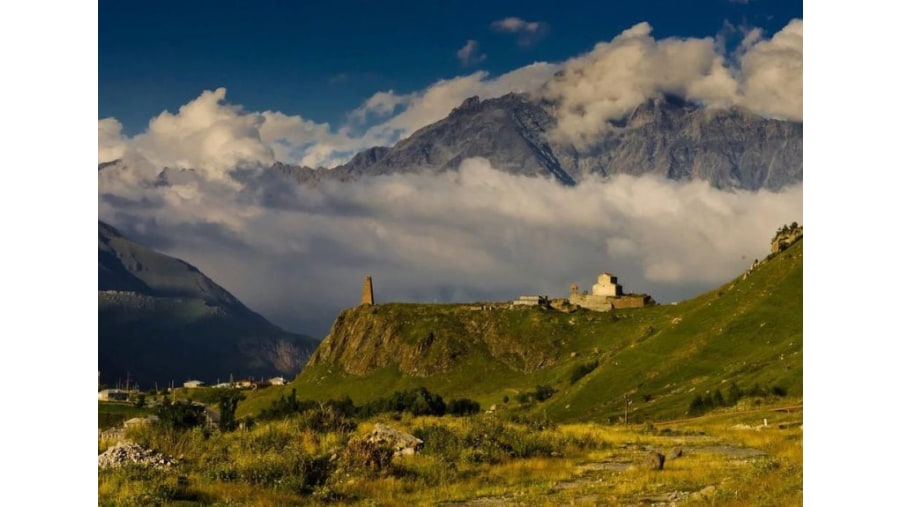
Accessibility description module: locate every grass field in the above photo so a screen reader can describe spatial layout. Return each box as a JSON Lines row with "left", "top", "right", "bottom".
{"left": 98, "top": 402, "right": 154, "bottom": 430}
{"left": 99, "top": 398, "right": 802, "bottom": 506}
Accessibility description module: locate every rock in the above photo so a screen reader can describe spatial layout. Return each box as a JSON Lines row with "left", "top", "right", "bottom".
{"left": 668, "top": 447, "right": 683, "bottom": 460}
{"left": 98, "top": 441, "right": 177, "bottom": 470}
{"left": 366, "top": 423, "right": 424, "bottom": 457}
{"left": 641, "top": 451, "right": 666, "bottom": 470}
{"left": 697, "top": 485, "right": 717, "bottom": 498}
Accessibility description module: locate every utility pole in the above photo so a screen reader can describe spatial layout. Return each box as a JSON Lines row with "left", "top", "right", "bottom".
{"left": 624, "top": 394, "right": 632, "bottom": 427}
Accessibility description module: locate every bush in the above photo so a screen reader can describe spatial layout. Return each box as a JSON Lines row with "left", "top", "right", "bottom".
{"left": 259, "top": 388, "right": 318, "bottom": 420}
{"left": 216, "top": 389, "right": 245, "bottom": 432}
{"left": 359, "top": 387, "right": 447, "bottom": 417}
{"left": 156, "top": 400, "right": 206, "bottom": 431}
{"left": 569, "top": 360, "right": 599, "bottom": 385}
{"left": 447, "top": 398, "right": 480, "bottom": 416}
{"left": 517, "top": 385, "right": 556, "bottom": 404}
{"left": 344, "top": 438, "right": 394, "bottom": 474}
{"left": 296, "top": 405, "right": 358, "bottom": 434}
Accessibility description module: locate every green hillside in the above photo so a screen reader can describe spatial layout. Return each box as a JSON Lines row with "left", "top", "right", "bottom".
{"left": 242, "top": 239, "right": 801, "bottom": 422}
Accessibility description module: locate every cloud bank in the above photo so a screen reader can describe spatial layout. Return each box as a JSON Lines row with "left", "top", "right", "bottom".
{"left": 543, "top": 19, "right": 802, "bottom": 146}
{"left": 100, "top": 156, "right": 802, "bottom": 337}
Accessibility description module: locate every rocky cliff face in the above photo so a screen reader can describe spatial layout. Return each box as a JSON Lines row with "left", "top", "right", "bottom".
{"left": 99, "top": 221, "right": 319, "bottom": 387}
{"left": 278, "top": 93, "right": 801, "bottom": 190}
{"left": 771, "top": 223, "right": 803, "bottom": 253}
{"left": 307, "top": 304, "right": 568, "bottom": 376}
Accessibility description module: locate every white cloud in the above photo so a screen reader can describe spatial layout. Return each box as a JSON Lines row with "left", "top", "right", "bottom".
{"left": 99, "top": 60, "right": 559, "bottom": 172}
{"left": 350, "top": 91, "right": 412, "bottom": 123}
{"left": 361, "top": 63, "right": 560, "bottom": 146}
{"left": 457, "top": 39, "right": 487, "bottom": 66}
{"left": 739, "top": 19, "right": 803, "bottom": 121}
{"left": 99, "top": 156, "right": 802, "bottom": 336}
{"left": 491, "top": 17, "right": 549, "bottom": 46}
{"left": 127, "top": 88, "right": 275, "bottom": 178}
{"left": 541, "top": 19, "right": 802, "bottom": 146}
{"left": 98, "top": 117, "right": 127, "bottom": 163}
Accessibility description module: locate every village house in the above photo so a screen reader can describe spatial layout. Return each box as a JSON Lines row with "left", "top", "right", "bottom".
{"left": 513, "top": 295, "right": 549, "bottom": 306}
{"left": 183, "top": 380, "right": 205, "bottom": 389}
{"left": 98, "top": 389, "right": 129, "bottom": 401}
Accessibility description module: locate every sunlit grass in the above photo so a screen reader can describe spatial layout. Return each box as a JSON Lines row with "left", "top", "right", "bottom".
{"left": 100, "top": 398, "right": 801, "bottom": 505}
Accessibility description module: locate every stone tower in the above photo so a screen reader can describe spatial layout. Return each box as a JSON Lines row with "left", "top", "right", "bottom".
{"left": 361, "top": 275, "right": 374, "bottom": 305}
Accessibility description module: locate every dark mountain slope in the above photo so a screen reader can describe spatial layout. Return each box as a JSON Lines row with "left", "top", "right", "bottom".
{"left": 98, "top": 221, "right": 318, "bottom": 388}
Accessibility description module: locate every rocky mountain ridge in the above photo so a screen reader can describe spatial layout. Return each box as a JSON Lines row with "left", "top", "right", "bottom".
{"left": 274, "top": 93, "right": 802, "bottom": 190}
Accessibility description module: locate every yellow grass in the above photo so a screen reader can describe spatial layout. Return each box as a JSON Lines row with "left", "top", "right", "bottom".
{"left": 99, "top": 402, "right": 801, "bottom": 506}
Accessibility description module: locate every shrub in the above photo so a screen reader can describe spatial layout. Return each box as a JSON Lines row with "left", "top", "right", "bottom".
{"left": 447, "top": 398, "right": 480, "bottom": 416}
{"left": 156, "top": 400, "right": 206, "bottom": 431}
{"left": 344, "top": 438, "right": 394, "bottom": 474}
{"left": 359, "top": 387, "right": 447, "bottom": 417}
{"left": 570, "top": 360, "right": 599, "bottom": 384}
{"left": 216, "top": 389, "right": 245, "bottom": 432}
{"left": 771, "top": 385, "right": 788, "bottom": 397}
{"left": 296, "top": 405, "right": 358, "bottom": 434}
{"left": 516, "top": 385, "right": 556, "bottom": 405}
{"left": 259, "top": 388, "right": 318, "bottom": 420}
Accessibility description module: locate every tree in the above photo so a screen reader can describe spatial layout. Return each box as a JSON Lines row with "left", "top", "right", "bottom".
{"left": 217, "top": 389, "right": 245, "bottom": 432}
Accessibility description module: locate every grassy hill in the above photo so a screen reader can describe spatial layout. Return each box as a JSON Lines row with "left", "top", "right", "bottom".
{"left": 241, "top": 239, "right": 801, "bottom": 422}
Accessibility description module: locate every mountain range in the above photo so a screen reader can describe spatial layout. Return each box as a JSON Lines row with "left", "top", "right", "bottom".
{"left": 273, "top": 93, "right": 802, "bottom": 190}
{"left": 98, "top": 221, "right": 318, "bottom": 388}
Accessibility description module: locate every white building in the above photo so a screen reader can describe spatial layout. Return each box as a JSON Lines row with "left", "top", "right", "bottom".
{"left": 98, "top": 389, "right": 129, "bottom": 401}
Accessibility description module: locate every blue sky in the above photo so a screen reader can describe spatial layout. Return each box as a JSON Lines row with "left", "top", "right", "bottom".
{"left": 100, "top": 0, "right": 802, "bottom": 135}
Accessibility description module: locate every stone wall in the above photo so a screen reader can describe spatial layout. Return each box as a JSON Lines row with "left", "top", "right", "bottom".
{"left": 607, "top": 294, "right": 655, "bottom": 309}
{"left": 569, "top": 293, "right": 654, "bottom": 312}
{"left": 569, "top": 294, "right": 614, "bottom": 312}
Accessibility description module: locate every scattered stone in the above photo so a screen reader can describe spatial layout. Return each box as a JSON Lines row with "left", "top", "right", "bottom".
{"left": 695, "top": 485, "right": 717, "bottom": 499}
{"left": 668, "top": 447, "right": 683, "bottom": 460}
{"left": 366, "top": 423, "right": 424, "bottom": 456}
{"left": 641, "top": 451, "right": 666, "bottom": 470}
{"left": 98, "top": 441, "right": 177, "bottom": 470}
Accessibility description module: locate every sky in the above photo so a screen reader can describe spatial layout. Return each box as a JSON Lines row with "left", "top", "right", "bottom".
{"left": 100, "top": 0, "right": 802, "bottom": 135}
{"left": 96, "top": 0, "right": 805, "bottom": 338}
